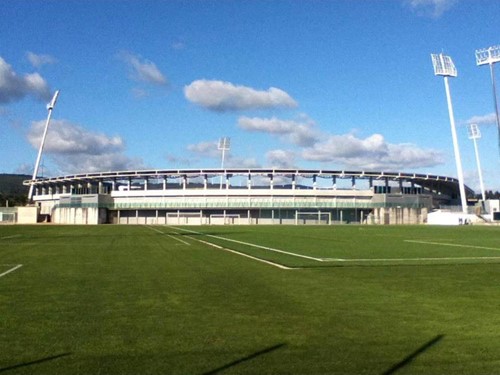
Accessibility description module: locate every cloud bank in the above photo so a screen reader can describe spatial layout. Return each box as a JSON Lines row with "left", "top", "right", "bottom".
{"left": 301, "top": 133, "right": 444, "bottom": 170}
{"left": 266, "top": 149, "right": 297, "bottom": 168}
{"left": 238, "top": 116, "right": 318, "bottom": 146}
{"left": 465, "top": 112, "right": 497, "bottom": 126}
{"left": 0, "top": 56, "right": 52, "bottom": 104}
{"left": 184, "top": 80, "right": 297, "bottom": 111}
{"left": 27, "top": 119, "right": 144, "bottom": 173}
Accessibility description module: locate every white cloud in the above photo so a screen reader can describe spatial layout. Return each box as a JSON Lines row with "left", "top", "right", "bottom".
{"left": 266, "top": 149, "right": 297, "bottom": 168}
{"left": 238, "top": 116, "right": 318, "bottom": 146}
{"left": 405, "top": 0, "right": 457, "bottom": 18}
{"left": 0, "top": 56, "right": 52, "bottom": 103}
{"left": 27, "top": 119, "right": 144, "bottom": 173}
{"left": 119, "top": 51, "right": 167, "bottom": 86}
{"left": 26, "top": 52, "right": 57, "bottom": 68}
{"left": 184, "top": 80, "right": 298, "bottom": 111}
{"left": 302, "top": 133, "right": 444, "bottom": 170}
{"left": 187, "top": 140, "right": 220, "bottom": 158}
{"left": 171, "top": 40, "right": 186, "bottom": 50}
{"left": 186, "top": 139, "right": 260, "bottom": 168}
{"left": 225, "top": 156, "right": 260, "bottom": 168}
{"left": 465, "top": 113, "right": 497, "bottom": 126}
{"left": 14, "top": 163, "right": 34, "bottom": 175}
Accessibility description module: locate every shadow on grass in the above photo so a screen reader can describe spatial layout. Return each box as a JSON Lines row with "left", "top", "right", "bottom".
{"left": 0, "top": 352, "right": 72, "bottom": 373}
{"left": 200, "top": 343, "right": 286, "bottom": 375}
{"left": 381, "top": 335, "right": 444, "bottom": 375}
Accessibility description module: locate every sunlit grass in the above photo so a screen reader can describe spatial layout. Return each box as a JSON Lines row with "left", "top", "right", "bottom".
{"left": 1, "top": 224, "right": 499, "bottom": 374}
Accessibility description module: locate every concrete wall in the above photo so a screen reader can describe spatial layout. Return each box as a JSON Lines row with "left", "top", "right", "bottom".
{"left": 16, "top": 206, "right": 38, "bottom": 224}
{"left": 427, "top": 211, "right": 480, "bottom": 225}
{"left": 52, "top": 207, "right": 100, "bottom": 224}
{"left": 367, "top": 207, "right": 427, "bottom": 225}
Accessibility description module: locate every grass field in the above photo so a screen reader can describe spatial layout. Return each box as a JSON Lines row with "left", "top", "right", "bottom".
{"left": 1, "top": 224, "right": 499, "bottom": 374}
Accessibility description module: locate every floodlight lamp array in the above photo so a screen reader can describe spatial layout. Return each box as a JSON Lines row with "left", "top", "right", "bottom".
{"left": 218, "top": 137, "right": 231, "bottom": 150}
{"left": 431, "top": 53, "right": 457, "bottom": 77}
{"left": 467, "top": 123, "right": 481, "bottom": 139}
{"left": 475, "top": 45, "right": 500, "bottom": 66}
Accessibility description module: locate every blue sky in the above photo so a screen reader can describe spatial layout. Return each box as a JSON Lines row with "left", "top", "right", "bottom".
{"left": 1, "top": 0, "right": 500, "bottom": 191}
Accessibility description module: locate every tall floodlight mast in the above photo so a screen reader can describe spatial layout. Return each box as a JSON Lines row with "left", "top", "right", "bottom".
{"left": 28, "top": 90, "right": 60, "bottom": 201}
{"left": 431, "top": 53, "right": 468, "bottom": 213}
{"left": 218, "top": 137, "right": 230, "bottom": 188}
{"left": 467, "top": 123, "right": 486, "bottom": 202}
{"left": 475, "top": 45, "right": 500, "bottom": 156}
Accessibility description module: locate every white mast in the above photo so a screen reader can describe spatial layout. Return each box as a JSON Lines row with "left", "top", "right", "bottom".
{"left": 28, "top": 90, "right": 59, "bottom": 201}
{"left": 467, "top": 123, "right": 486, "bottom": 202}
{"left": 476, "top": 45, "right": 500, "bottom": 157}
{"left": 431, "top": 54, "right": 467, "bottom": 213}
{"left": 218, "top": 137, "right": 230, "bottom": 189}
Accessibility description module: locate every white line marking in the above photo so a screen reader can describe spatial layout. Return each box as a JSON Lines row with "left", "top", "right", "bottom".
{"left": 0, "top": 264, "right": 23, "bottom": 278}
{"left": 323, "top": 256, "right": 500, "bottom": 262}
{"left": 146, "top": 226, "right": 191, "bottom": 245}
{"left": 167, "top": 232, "right": 191, "bottom": 246}
{"left": 185, "top": 235, "right": 295, "bottom": 270}
{"left": 149, "top": 226, "right": 293, "bottom": 268}
{"left": 171, "top": 226, "right": 323, "bottom": 261}
{"left": 405, "top": 240, "right": 500, "bottom": 252}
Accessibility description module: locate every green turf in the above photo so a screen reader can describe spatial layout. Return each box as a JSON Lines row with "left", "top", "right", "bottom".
{"left": 1, "top": 224, "right": 499, "bottom": 374}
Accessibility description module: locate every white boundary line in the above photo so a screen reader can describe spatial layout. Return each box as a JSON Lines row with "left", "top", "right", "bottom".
{"left": 405, "top": 240, "right": 500, "bottom": 252}
{"left": 147, "top": 226, "right": 293, "bottom": 268}
{"left": 323, "top": 256, "right": 500, "bottom": 262}
{"left": 189, "top": 236, "right": 295, "bottom": 270}
{"left": 0, "top": 264, "right": 23, "bottom": 278}
{"left": 146, "top": 226, "right": 191, "bottom": 245}
{"left": 171, "top": 226, "right": 324, "bottom": 262}
{"left": 151, "top": 227, "right": 500, "bottom": 267}
{"left": 169, "top": 227, "right": 295, "bottom": 269}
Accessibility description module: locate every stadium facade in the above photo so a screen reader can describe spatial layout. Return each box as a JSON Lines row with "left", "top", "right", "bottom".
{"left": 23, "top": 168, "right": 474, "bottom": 225}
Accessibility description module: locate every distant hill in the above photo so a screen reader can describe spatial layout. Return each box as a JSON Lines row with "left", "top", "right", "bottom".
{"left": 0, "top": 174, "right": 30, "bottom": 206}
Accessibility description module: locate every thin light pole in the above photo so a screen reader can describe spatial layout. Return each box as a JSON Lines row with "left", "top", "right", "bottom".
{"left": 467, "top": 123, "right": 486, "bottom": 201}
{"left": 28, "top": 90, "right": 59, "bottom": 201}
{"left": 476, "top": 45, "right": 500, "bottom": 156}
{"left": 218, "top": 137, "right": 230, "bottom": 189}
{"left": 431, "top": 54, "right": 468, "bottom": 213}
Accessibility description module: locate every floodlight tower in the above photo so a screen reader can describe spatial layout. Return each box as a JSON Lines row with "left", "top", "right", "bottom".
{"left": 467, "top": 123, "right": 486, "bottom": 202}
{"left": 431, "top": 53, "right": 468, "bottom": 213}
{"left": 475, "top": 45, "right": 500, "bottom": 156}
{"left": 218, "top": 137, "right": 230, "bottom": 188}
{"left": 28, "top": 90, "right": 60, "bottom": 201}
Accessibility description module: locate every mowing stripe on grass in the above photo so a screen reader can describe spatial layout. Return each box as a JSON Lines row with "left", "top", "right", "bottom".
{"left": 405, "top": 240, "right": 500, "bottom": 252}
{"left": 1, "top": 234, "right": 21, "bottom": 240}
{"left": 171, "top": 226, "right": 324, "bottom": 262}
{"left": 0, "top": 264, "right": 23, "bottom": 278}
{"left": 146, "top": 226, "right": 191, "bottom": 245}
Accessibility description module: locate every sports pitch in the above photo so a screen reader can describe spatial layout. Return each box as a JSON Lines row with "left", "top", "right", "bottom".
{"left": 1, "top": 224, "right": 499, "bottom": 374}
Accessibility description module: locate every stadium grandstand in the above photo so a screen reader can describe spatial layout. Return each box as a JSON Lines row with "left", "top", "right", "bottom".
{"left": 21, "top": 168, "right": 480, "bottom": 225}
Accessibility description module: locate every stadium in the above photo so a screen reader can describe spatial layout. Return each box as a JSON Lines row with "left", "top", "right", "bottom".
{"left": 24, "top": 167, "right": 476, "bottom": 225}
